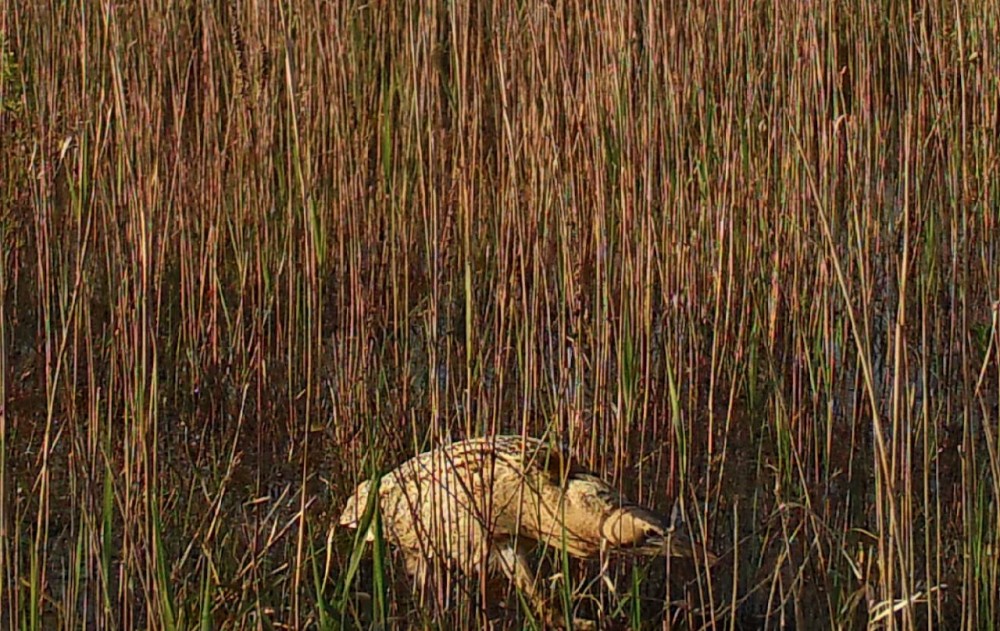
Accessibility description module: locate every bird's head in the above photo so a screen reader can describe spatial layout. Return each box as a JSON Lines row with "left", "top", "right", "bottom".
{"left": 600, "top": 506, "right": 718, "bottom": 564}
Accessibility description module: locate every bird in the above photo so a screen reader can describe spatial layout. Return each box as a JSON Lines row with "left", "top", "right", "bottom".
{"left": 339, "top": 435, "right": 717, "bottom": 629}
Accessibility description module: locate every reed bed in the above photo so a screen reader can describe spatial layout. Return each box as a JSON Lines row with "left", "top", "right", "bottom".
{"left": 1, "top": 0, "right": 998, "bottom": 628}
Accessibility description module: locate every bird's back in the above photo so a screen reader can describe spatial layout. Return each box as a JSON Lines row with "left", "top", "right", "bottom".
{"left": 338, "top": 437, "right": 555, "bottom": 568}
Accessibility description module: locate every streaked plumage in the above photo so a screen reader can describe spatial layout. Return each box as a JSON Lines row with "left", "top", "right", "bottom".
{"left": 339, "top": 435, "right": 716, "bottom": 628}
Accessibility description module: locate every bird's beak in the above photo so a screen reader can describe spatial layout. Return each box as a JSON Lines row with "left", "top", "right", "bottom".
{"left": 662, "top": 530, "right": 719, "bottom": 565}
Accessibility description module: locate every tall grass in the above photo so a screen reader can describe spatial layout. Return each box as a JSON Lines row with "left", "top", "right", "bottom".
{"left": 2, "top": 0, "right": 998, "bottom": 628}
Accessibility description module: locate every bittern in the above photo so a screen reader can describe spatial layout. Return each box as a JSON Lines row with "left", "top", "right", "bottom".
{"left": 339, "top": 435, "right": 716, "bottom": 628}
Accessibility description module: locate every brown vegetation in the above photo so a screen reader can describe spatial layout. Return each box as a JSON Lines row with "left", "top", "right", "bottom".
{"left": 1, "top": 0, "right": 998, "bottom": 629}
